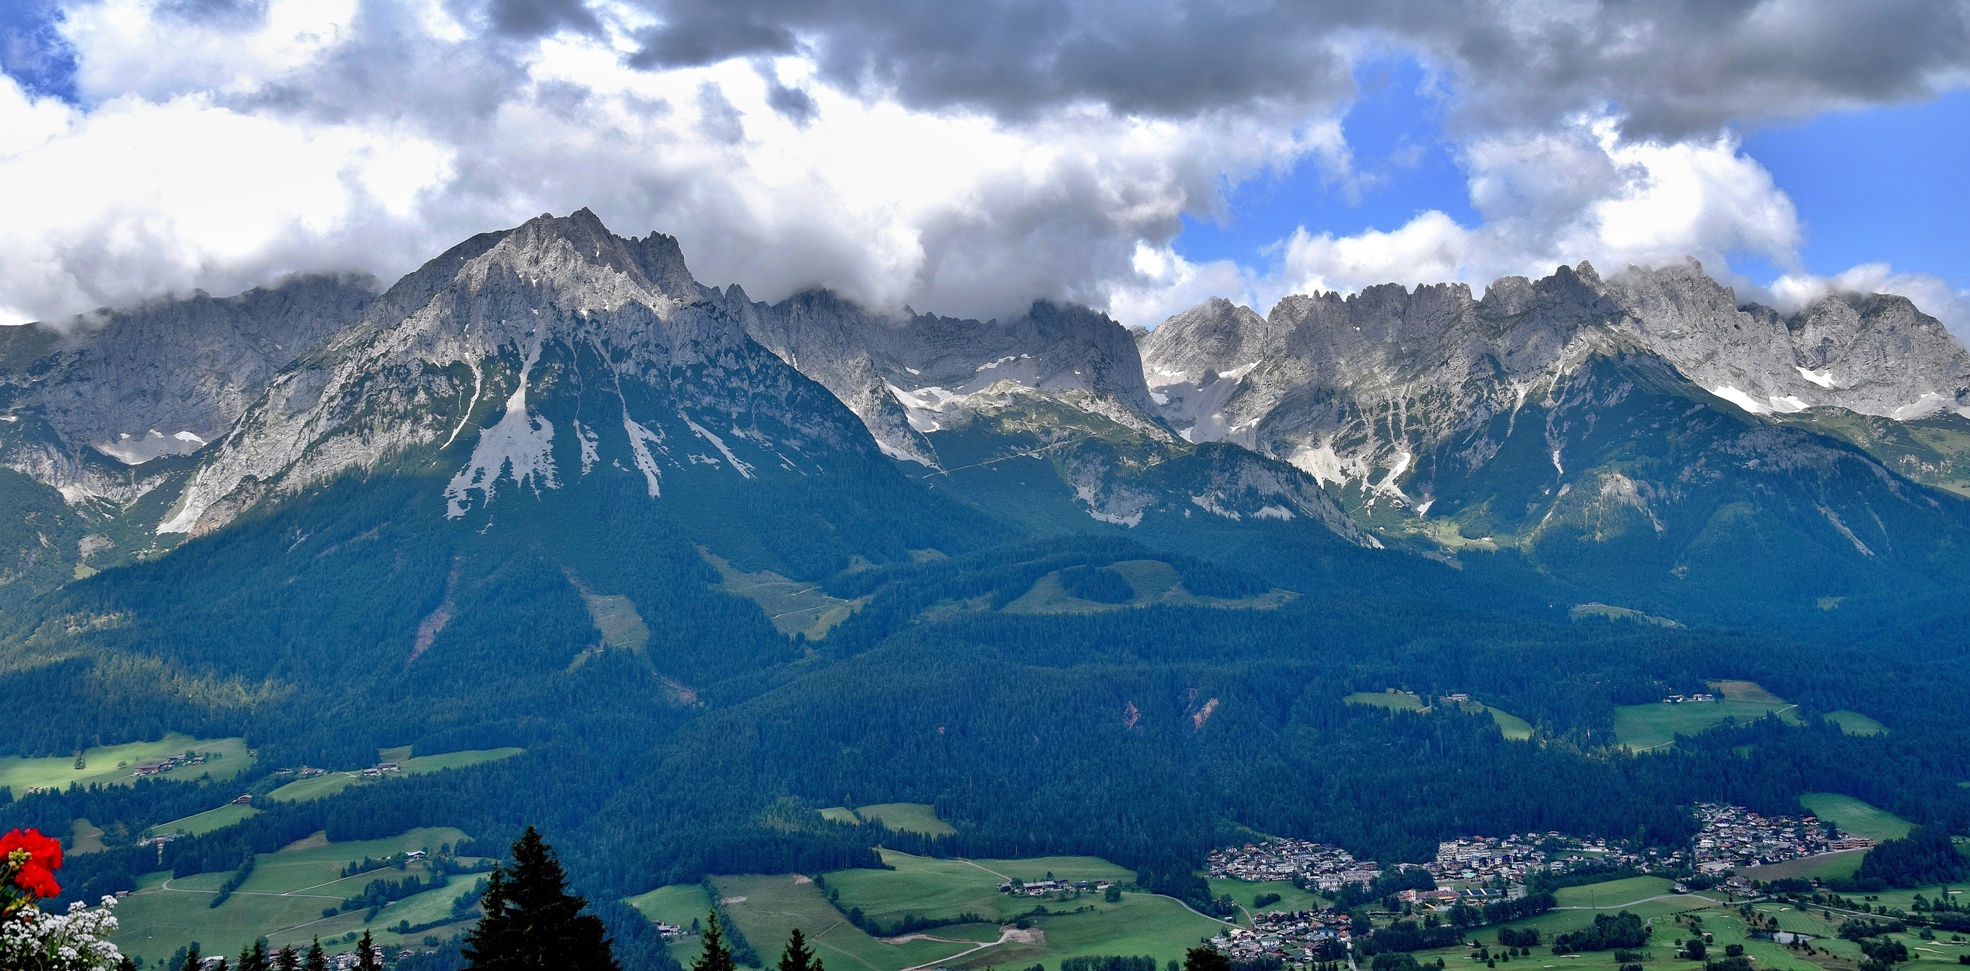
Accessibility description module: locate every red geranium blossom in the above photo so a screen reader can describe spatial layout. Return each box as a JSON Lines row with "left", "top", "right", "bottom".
{"left": 1, "top": 827, "right": 63, "bottom": 900}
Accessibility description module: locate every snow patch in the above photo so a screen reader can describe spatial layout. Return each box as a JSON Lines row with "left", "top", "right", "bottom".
{"left": 573, "top": 419, "right": 600, "bottom": 474}
{"left": 1550, "top": 448, "right": 1564, "bottom": 476}
{"left": 1768, "top": 395, "right": 1809, "bottom": 413}
{"left": 622, "top": 413, "right": 665, "bottom": 497}
{"left": 1708, "top": 385, "right": 1768, "bottom": 415}
{"left": 1795, "top": 366, "right": 1840, "bottom": 390}
{"left": 1189, "top": 494, "right": 1240, "bottom": 520}
{"left": 682, "top": 417, "right": 755, "bottom": 478}
{"left": 1891, "top": 392, "right": 1953, "bottom": 421}
{"left": 0, "top": 415, "right": 16, "bottom": 422}
{"left": 446, "top": 343, "right": 558, "bottom": 518}
{"left": 1288, "top": 441, "right": 1350, "bottom": 487}
{"left": 1253, "top": 504, "right": 1294, "bottom": 521}
{"left": 95, "top": 429, "right": 209, "bottom": 464}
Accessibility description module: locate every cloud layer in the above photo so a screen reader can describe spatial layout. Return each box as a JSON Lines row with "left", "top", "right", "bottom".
{"left": 0, "top": 0, "right": 1967, "bottom": 329}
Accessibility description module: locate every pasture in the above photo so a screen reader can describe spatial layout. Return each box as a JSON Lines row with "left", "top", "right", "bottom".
{"left": 1824, "top": 710, "right": 1889, "bottom": 736}
{"left": 855, "top": 803, "right": 957, "bottom": 837}
{"left": 709, "top": 873, "right": 982, "bottom": 971}
{"left": 147, "top": 802, "right": 262, "bottom": 837}
{"left": 266, "top": 747, "right": 523, "bottom": 804}
{"left": 1205, "top": 877, "right": 1326, "bottom": 920}
{"left": 702, "top": 547, "right": 863, "bottom": 640}
{"left": 0, "top": 734, "right": 251, "bottom": 792}
{"left": 1799, "top": 793, "right": 1914, "bottom": 841}
{"left": 1346, "top": 690, "right": 1426, "bottom": 711}
{"left": 823, "top": 850, "right": 1129, "bottom": 926}
{"left": 1612, "top": 681, "right": 1802, "bottom": 750}
{"left": 947, "top": 893, "right": 1227, "bottom": 970}
{"left": 1003, "top": 560, "right": 1292, "bottom": 615}
{"left": 110, "top": 827, "right": 475, "bottom": 964}
{"left": 1551, "top": 876, "right": 1675, "bottom": 907}
{"left": 1738, "top": 849, "right": 1866, "bottom": 882}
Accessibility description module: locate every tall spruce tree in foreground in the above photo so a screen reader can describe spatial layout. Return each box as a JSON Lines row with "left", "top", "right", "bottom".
{"left": 357, "top": 929, "right": 381, "bottom": 971}
{"left": 694, "top": 913, "right": 738, "bottom": 971}
{"left": 461, "top": 826, "right": 621, "bottom": 971}
{"left": 778, "top": 927, "right": 823, "bottom": 971}
{"left": 304, "top": 938, "right": 329, "bottom": 971}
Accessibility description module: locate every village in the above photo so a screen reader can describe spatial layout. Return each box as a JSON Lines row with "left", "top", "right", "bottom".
{"left": 1206, "top": 838, "right": 1383, "bottom": 891}
{"left": 997, "top": 877, "right": 1121, "bottom": 897}
{"left": 1690, "top": 803, "right": 1875, "bottom": 872}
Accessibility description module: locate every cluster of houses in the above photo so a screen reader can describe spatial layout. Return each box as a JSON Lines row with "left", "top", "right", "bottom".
{"left": 997, "top": 877, "right": 1117, "bottom": 897}
{"left": 1210, "top": 909, "right": 1352, "bottom": 966}
{"left": 131, "top": 752, "right": 209, "bottom": 777}
{"left": 1691, "top": 803, "right": 1873, "bottom": 873}
{"left": 1662, "top": 693, "right": 1718, "bottom": 703}
{"left": 271, "top": 765, "right": 330, "bottom": 779}
{"left": 1207, "top": 839, "right": 1383, "bottom": 892}
{"left": 1428, "top": 833, "right": 1654, "bottom": 884}
{"left": 362, "top": 761, "right": 403, "bottom": 780}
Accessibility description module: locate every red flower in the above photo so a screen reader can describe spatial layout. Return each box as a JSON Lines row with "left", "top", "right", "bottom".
{"left": 0, "top": 828, "right": 63, "bottom": 900}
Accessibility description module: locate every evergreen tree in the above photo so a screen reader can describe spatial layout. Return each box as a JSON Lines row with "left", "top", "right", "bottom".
{"left": 1184, "top": 947, "right": 1231, "bottom": 971}
{"left": 778, "top": 927, "right": 823, "bottom": 971}
{"left": 179, "top": 947, "right": 203, "bottom": 971}
{"left": 241, "top": 939, "right": 272, "bottom": 971}
{"left": 461, "top": 826, "right": 621, "bottom": 971}
{"left": 358, "top": 929, "right": 381, "bottom": 971}
{"left": 694, "top": 912, "right": 738, "bottom": 971}
{"left": 305, "top": 938, "right": 329, "bottom": 971}
{"left": 275, "top": 946, "right": 302, "bottom": 971}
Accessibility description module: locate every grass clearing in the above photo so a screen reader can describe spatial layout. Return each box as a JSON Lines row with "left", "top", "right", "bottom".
{"left": 854, "top": 804, "right": 956, "bottom": 837}
{"left": 1569, "top": 603, "right": 1683, "bottom": 627}
{"left": 1205, "top": 878, "right": 1326, "bottom": 920}
{"left": 1346, "top": 690, "right": 1426, "bottom": 712}
{"left": 1825, "top": 710, "right": 1889, "bottom": 736}
{"left": 1551, "top": 876, "right": 1674, "bottom": 907}
{"left": 1799, "top": 793, "right": 1913, "bottom": 842}
{"left": 1457, "top": 701, "right": 1534, "bottom": 740}
{"left": 1003, "top": 560, "right": 1293, "bottom": 616}
{"left": 818, "top": 807, "right": 860, "bottom": 825}
{"left": 147, "top": 803, "right": 261, "bottom": 837}
{"left": 266, "top": 747, "right": 523, "bottom": 804}
{"left": 1739, "top": 849, "right": 1867, "bottom": 882}
{"left": 71, "top": 818, "right": 107, "bottom": 854}
{"left": 948, "top": 893, "right": 1227, "bottom": 970}
{"left": 628, "top": 884, "right": 716, "bottom": 966}
{"left": 710, "top": 873, "right": 977, "bottom": 971}
{"left": 1612, "top": 681, "right": 1802, "bottom": 750}
{"left": 111, "top": 827, "right": 475, "bottom": 963}
{"left": 824, "top": 851, "right": 1135, "bottom": 929}
{"left": 702, "top": 548, "right": 863, "bottom": 640}
{"left": 580, "top": 593, "right": 651, "bottom": 650}
{"left": 0, "top": 734, "right": 250, "bottom": 792}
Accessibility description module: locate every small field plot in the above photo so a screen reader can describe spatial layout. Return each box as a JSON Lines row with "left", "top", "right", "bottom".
{"left": 147, "top": 802, "right": 261, "bottom": 837}
{"left": 947, "top": 892, "right": 1227, "bottom": 970}
{"left": 581, "top": 593, "right": 651, "bottom": 650}
{"left": 1740, "top": 849, "right": 1866, "bottom": 882}
{"left": 1569, "top": 603, "right": 1682, "bottom": 627}
{"left": 1612, "top": 681, "right": 1802, "bottom": 750}
{"left": 71, "top": 818, "right": 107, "bottom": 854}
{"left": 266, "top": 748, "right": 522, "bottom": 804}
{"left": 112, "top": 828, "right": 474, "bottom": 964}
{"left": 709, "top": 874, "right": 979, "bottom": 971}
{"left": 1550, "top": 876, "right": 1674, "bottom": 908}
{"left": 1205, "top": 878, "right": 1325, "bottom": 920}
{"left": 702, "top": 548, "right": 863, "bottom": 640}
{"left": 0, "top": 733, "right": 250, "bottom": 792}
{"left": 818, "top": 807, "right": 860, "bottom": 825}
{"left": 1825, "top": 710, "right": 1888, "bottom": 736}
{"left": 970, "top": 855, "right": 1134, "bottom": 886}
{"left": 1456, "top": 701, "right": 1534, "bottom": 740}
{"left": 855, "top": 804, "right": 956, "bottom": 837}
{"left": 1799, "top": 793, "right": 1913, "bottom": 842}
{"left": 824, "top": 851, "right": 1013, "bottom": 926}
{"left": 1003, "top": 560, "right": 1293, "bottom": 616}
{"left": 628, "top": 883, "right": 714, "bottom": 927}
{"left": 1345, "top": 690, "right": 1426, "bottom": 712}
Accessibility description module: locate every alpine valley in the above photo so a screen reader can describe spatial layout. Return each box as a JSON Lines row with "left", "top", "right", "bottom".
{"left": 4, "top": 211, "right": 1969, "bottom": 969}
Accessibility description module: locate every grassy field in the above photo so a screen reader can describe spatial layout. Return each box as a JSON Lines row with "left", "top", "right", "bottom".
{"left": 1003, "top": 560, "right": 1293, "bottom": 615}
{"left": 1825, "top": 710, "right": 1889, "bottom": 736}
{"left": 1551, "top": 876, "right": 1675, "bottom": 907}
{"left": 1345, "top": 690, "right": 1426, "bottom": 711}
{"left": 0, "top": 734, "right": 251, "bottom": 792}
{"left": 1568, "top": 603, "right": 1683, "bottom": 627}
{"left": 580, "top": 592, "right": 651, "bottom": 650}
{"left": 823, "top": 850, "right": 1131, "bottom": 927}
{"left": 1205, "top": 878, "right": 1326, "bottom": 920}
{"left": 855, "top": 804, "right": 957, "bottom": 837}
{"left": 71, "top": 818, "right": 107, "bottom": 854}
{"left": 710, "top": 874, "right": 982, "bottom": 971}
{"left": 702, "top": 548, "right": 864, "bottom": 640}
{"left": 1612, "top": 680, "right": 1803, "bottom": 750}
{"left": 1738, "top": 849, "right": 1867, "bottom": 882}
{"left": 946, "top": 893, "right": 1226, "bottom": 970}
{"left": 111, "top": 827, "right": 475, "bottom": 963}
{"left": 1458, "top": 701, "right": 1534, "bottom": 740}
{"left": 628, "top": 884, "right": 716, "bottom": 966}
{"left": 266, "top": 748, "right": 523, "bottom": 804}
{"left": 147, "top": 802, "right": 262, "bottom": 837}
{"left": 1799, "top": 793, "right": 1914, "bottom": 841}
{"left": 819, "top": 807, "right": 861, "bottom": 825}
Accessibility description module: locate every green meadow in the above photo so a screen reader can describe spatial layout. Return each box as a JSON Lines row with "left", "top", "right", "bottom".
{"left": 822, "top": 850, "right": 1131, "bottom": 927}
{"left": 266, "top": 747, "right": 523, "bottom": 804}
{"left": 1204, "top": 877, "right": 1327, "bottom": 920}
{"left": 703, "top": 548, "right": 864, "bottom": 640}
{"left": 1003, "top": 560, "right": 1292, "bottom": 615}
{"left": 111, "top": 827, "right": 476, "bottom": 963}
{"left": 1799, "top": 793, "right": 1914, "bottom": 841}
{"left": 148, "top": 802, "right": 262, "bottom": 837}
{"left": 1612, "top": 680, "right": 1803, "bottom": 750}
{"left": 1825, "top": 710, "right": 1889, "bottom": 735}
{"left": 0, "top": 734, "right": 251, "bottom": 792}
{"left": 1345, "top": 690, "right": 1426, "bottom": 711}
{"left": 709, "top": 873, "right": 983, "bottom": 971}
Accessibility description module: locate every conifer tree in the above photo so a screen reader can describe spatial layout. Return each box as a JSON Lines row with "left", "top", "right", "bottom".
{"left": 275, "top": 946, "right": 301, "bottom": 971}
{"left": 778, "top": 927, "right": 823, "bottom": 971}
{"left": 357, "top": 929, "right": 381, "bottom": 971}
{"left": 304, "top": 938, "right": 329, "bottom": 971}
{"left": 461, "top": 826, "right": 621, "bottom": 970}
{"left": 693, "top": 912, "right": 737, "bottom": 971}
{"left": 241, "top": 939, "right": 272, "bottom": 971}
{"left": 179, "top": 947, "right": 203, "bottom": 971}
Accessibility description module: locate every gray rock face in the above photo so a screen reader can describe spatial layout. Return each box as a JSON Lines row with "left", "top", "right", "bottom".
{"left": 730, "top": 288, "right": 1168, "bottom": 464}
{"left": 0, "top": 274, "right": 376, "bottom": 498}
{"left": 1138, "top": 259, "right": 1970, "bottom": 506}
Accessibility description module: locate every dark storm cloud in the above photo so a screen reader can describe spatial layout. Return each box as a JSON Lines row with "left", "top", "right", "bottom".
{"left": 487, "top": 0, "right": 602, "bottom": 39}
{"left": 763, "top": 75, "right": 818, "bottom": 125}
{"left": 622, "top": 0, "right": 1970, "bottom": 134}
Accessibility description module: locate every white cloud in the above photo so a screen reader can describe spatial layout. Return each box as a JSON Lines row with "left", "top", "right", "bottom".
{"left": 1771, "top": 264, "right": 1970, "bottom": 336}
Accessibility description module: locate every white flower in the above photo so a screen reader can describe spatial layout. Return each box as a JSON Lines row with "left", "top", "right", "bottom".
{"left": 0, "top": 897, "right": 126, "bottom": 970}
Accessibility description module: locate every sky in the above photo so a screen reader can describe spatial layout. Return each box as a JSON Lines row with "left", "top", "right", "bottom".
{"left": 1, "top": 0, "right": 1967, "bottom": 334}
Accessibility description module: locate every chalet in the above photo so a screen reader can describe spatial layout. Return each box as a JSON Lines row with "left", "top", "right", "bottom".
{"left": 232, "top": 794, "right": 253, "bottom": 806}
